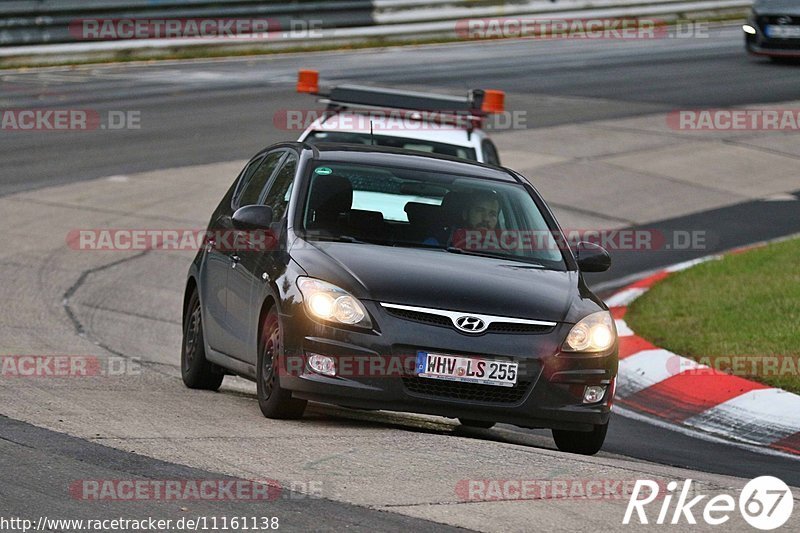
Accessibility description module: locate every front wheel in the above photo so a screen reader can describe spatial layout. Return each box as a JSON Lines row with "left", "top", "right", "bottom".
{"left": 181, "top": 289, "right": 224, "bottom": 391}
{"left": 257, "top": 307, "right": 307, "bottom": 419}
{"left": 552, "top": 422, "right": 608, "bottom": 455}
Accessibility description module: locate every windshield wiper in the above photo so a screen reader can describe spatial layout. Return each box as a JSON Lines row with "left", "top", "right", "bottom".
{"left": 389, "top": 241, "right": 442, "bottom": 250}
{"left": 313, "top": 235, "right": 367, "bottom": 244}
{"left": 445, "top": 247, "right": 545, "bottom": 268}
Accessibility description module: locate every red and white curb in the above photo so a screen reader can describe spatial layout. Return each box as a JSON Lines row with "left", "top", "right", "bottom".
{"left": 606, "top": 247, "right": 800, "bottom": 456}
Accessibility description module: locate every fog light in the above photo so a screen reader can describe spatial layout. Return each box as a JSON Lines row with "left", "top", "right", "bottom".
{"left": 583, "top": 385, "right": 606, "bottom": 403}
{"left": 308, "top": 354, "right": 336, "bottom": 376}
{"left": 742, "top": 24, "right": 756, "bottom": 35}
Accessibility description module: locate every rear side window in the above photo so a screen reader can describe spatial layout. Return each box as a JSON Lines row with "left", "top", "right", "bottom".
{"left": 482, "top": 140, "right": 501, "bottom": 166}
{"left": 234, "top": 151, "right": 284, "bottom": 208}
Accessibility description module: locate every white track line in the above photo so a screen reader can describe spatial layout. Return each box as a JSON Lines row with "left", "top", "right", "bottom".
{"left": 614, "top": 406, "right": 800, "bottom": 463}
{"left": 684, "top": 388, "right": 800, "bottom": 446}
{"left": 616, "top": 349, "right": 703, "bottom": 398}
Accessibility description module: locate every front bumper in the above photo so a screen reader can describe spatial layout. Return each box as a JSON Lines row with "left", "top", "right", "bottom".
{"left": 745, "top": 18, "right": 800, "bottom": 57}
{"left": 279, "top": 302, "right": 618, "bottom": 431}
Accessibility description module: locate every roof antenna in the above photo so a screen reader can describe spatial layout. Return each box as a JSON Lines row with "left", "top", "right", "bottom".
{"left": 370, "top": 120, "right": 375, "bottom": 145}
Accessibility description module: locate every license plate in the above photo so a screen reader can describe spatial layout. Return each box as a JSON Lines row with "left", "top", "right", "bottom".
{"left": 416, "top": 351, "right": 518, "bottom": 387}
{"left": 766, "top": 24, "right": 800, "bottom": 38}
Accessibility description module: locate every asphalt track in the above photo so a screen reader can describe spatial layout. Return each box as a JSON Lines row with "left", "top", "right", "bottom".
{"left": 0, "top": 415, "right": 465, "bottom": 532}
{"left": 4, "top": 25, "right": 800, "bottom": 196}
{"left": 2, "top": 24, "right": 800, "bottom": 530}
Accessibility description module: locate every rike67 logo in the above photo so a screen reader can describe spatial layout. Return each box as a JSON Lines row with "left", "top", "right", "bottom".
{"left": 624, "top": 476, "right": 794, "bottom": 530}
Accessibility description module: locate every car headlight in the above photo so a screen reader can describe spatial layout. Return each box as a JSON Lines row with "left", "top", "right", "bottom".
{"left": 562, "top": 311, "right": 616, "bottom": 353}
{"left": 297, "top": 277, "right": 372, "bottom": 328}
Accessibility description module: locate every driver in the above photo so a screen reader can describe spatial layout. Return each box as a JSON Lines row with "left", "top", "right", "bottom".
{"left": 423, "top": 190, "right": 500, "bottom": 246}
{"left": 464, "top": 191, "right": 499, "bottom": 230}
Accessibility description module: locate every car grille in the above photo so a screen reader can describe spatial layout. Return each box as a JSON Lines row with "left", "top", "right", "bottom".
{"left": 383, "top": 306, "right": 554, "bottom": 335}
{"left": 485, "top": 322, "right": 552, "bottom": 334}
{"left": 384, "top": 307, "right": 452, "bottom": 327}
{"left": 402, "top": 376, "right": 531, "bottom": 404}
{"left": 758, "top": 15, "right": 800, "bottom": 26}
{"left": 756, "top": 15, "right": 800, "bottom": 45}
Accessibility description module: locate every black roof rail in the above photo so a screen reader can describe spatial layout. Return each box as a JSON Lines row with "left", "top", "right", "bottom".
{"left": 296, "top": 69, "right": 505, "bottom": 129}
{"left": 323, "top": 85, "right": 486, "bottom": 116}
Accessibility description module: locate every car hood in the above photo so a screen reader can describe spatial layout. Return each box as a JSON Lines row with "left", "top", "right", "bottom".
{"left": 291, "top": 240, "right": 591, "bottom": 323}
{"left": 753, "top": 0, "right": 800, "bottom": 16}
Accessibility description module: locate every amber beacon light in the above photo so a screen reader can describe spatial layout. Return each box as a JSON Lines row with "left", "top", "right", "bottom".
{"left": 481, "top": 90, "right": 505, "bottom": 114}
{"left": 297, "top": 69, "right": 320, "bottom": 94}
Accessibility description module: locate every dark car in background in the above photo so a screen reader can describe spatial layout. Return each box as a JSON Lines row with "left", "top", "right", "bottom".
{"left": 745, "top": 0, "right": 800, "bottom": 59}
{"left": 181, "top": 142, "right": 618, "bottom": 455}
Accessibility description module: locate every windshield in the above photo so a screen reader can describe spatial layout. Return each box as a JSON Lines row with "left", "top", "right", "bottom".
{"left": 305, "top": 131, "right": 477, "bottom": 161}
{"left": 301, "top": 161, "right": 566, "bottom": 269}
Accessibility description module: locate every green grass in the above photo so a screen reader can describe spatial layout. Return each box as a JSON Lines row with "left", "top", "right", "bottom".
{"left": 626, "top": 237, "right": 800, "bottom": 394}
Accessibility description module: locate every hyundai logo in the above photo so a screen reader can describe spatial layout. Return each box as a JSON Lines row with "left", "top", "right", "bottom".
{"left": 454, "top": 315, "right": 488, "bottom": 333}
{"left": 777, "top": 16, "right": 793, "bottom": 25}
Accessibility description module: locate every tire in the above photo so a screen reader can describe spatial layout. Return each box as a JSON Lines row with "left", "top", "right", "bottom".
{"left": 257, "top": 307, "right": 307, "bottom": 419}
{"left": 552, "top": 422, "right": 608, "bottom": 455}
{"left": 181, "top": 289, "right": 224, "bottom": 391}
{"left": 459, "top": 418, "right": 495, "bottom": 429}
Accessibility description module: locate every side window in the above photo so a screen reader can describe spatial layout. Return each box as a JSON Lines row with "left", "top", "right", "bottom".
{"left": 234, "top": 151, "right": 284, "bottom": 208}
{"left": 261, "top": 153, "right": 298, "bottom": 221}
{"left": 231, "top": 156, "right": 263, "bottom": 204}
{"left": 482, "top": 140, "right": 501, "bottom": 166}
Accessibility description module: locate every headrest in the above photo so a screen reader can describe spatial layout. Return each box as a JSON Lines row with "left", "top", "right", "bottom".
{"left": 308, "top": 175, "right": 353, "bottom": 215}
{"left": 440, "top": 191, "right": 471, "bottom": 224}
{"left": 404, "top": 202, "right": 440, "bottom": 225}
{"left": 349, "top": 209, "right": 384, "bottom": 227}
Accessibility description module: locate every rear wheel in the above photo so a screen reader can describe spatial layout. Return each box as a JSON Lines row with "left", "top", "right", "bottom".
{"left": 459, "top": 418, "right": 495, "bottom": 429}
{"left": 257, "top": 307, "right": 307, "bottom": 419}
{"left": 181, "top": 289, "right": 224, "bottom": 391}
{"left": 552, "top": 422, "right": 608, "bottom": 455}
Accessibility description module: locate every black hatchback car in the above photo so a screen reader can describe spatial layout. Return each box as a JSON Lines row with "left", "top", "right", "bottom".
{"left": 182, "top": 142, "right": 618, "bottom": 455}
{"left": 745, "top": 0, "right": 800, "bottom": 59}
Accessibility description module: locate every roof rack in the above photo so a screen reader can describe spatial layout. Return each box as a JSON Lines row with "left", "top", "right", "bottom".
{"left": 296, "top": 69, "right": 505, "bottom": 129}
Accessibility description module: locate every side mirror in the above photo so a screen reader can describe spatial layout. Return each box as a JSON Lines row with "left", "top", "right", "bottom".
{"left": 575, "top": 241, "right": 611, "bottom": 272}
{"left": 232, "top": 205, "right": 274, "bottom": 230}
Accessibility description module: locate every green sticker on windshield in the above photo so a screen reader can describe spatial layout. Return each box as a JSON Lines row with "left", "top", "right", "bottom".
{"left": 315, "top": 167, "right": 333, "bottom": 175}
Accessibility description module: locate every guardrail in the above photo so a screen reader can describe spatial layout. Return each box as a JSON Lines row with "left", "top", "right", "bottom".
{"left": 0, "top": 0, "right": 376, "bottom": 46}
{"left": 0, "top": 0, "right": 753, "bottom": 47}
{"left": 0, "top": 0, "right": 753, "bottom": 64}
